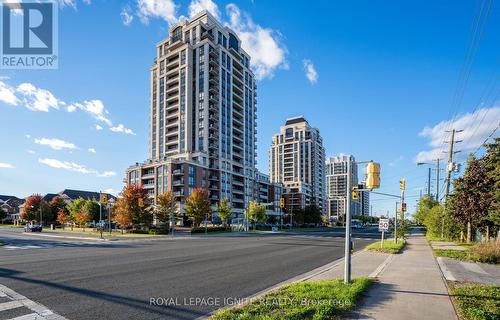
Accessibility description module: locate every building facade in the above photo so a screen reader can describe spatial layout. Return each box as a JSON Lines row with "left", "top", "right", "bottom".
{"left": 255, "top": 171, "right": 283, "bottom": 220}
{"left": 125, "top": 11, "right": 259, "bottom": 219}
{"left": 326, "top": 155, "right": 361, "bottom": 222}
{"left": 269, "top": 116, "right": 326, "bottom": 213}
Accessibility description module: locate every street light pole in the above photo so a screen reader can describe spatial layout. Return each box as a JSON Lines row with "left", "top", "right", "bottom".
{"left": 344, "top": 159, "right": 352, "bottom": 284}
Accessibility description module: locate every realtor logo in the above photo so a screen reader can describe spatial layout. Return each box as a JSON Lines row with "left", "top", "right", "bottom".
{"left": 1, "top": 1, "right": 58, "bottom": 69}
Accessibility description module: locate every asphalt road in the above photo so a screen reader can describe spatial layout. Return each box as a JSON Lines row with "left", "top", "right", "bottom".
{"left": 0, "top": 228, "right": 375, "bottom": 320}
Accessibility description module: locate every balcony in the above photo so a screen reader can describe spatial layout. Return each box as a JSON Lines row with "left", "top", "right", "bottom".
{"left": 173, "top": 179, "right": 184, "bottom": 186}
{"left": 209, "top": 175, "right": 218, "bottom": 180}
{"left": 208, "top": 66, "right": 219, "bottom": 75}
{"left": 201, "top": 31, "right": 214, "bottom": 41}
{"left": 172, "top": 169, "right": 184, "bottom": 175}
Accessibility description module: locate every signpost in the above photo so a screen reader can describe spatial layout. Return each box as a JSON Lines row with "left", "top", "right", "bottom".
{"left": 379, "top": 218, "right": 389, "bottom": 248}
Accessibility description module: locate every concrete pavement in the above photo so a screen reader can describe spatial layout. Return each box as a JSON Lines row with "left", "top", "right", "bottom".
{"left": 347, "top": 236, "right": 457, "bottom": 320}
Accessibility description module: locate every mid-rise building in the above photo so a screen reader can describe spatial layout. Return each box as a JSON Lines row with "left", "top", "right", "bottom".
{"left": 125, "top": 11, "right": 258, "bottom": 220}
{"left": 326, "top": 155, "right": 360, "bottom": 222}
{"left": 269, "top": 116, "right": 326, "bottom": 213}
{"left": 255, "top": 171, "right": 283, "bottom": 221}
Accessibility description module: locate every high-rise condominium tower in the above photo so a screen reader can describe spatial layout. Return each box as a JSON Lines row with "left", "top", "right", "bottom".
{"left": 125, "top": 11, "right": 259, "bottom": 218}
{"left": 325, "top": 155, "right": 362, "bottom": 221}
{"left": 269, "top": 116, "right": 326, "bottom": 212}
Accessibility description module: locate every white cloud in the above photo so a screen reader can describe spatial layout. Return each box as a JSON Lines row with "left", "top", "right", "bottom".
{"left": 34, "top": 138, "right": 77, "bottom": 150}
{"left": 98, "top": 171, "right": 116, "bottom": 177}
{"left": 121, "top": 5, "right": 134, "bottom": 26}
{"left": 26, "top": 150, "right": 36, "bottom": 154}
{"left": 137, "top": 0, "right": 178, "bottom": 24}
{"left": 38, "top": 158, "right": 115, "bottom": 178}
{"left": 189, "top": 0, "right": 220, "bottom": 20}
{"left": 226, "top": 4, "right": 287, "bottom": 80}
{"left": 39, "top": 158, "right": 94, "bottom": 174}
{"left": 0, "top": 162, "right": 15, "bottom": 169}
{"left": 303, "top": 59, "right": 318, "bottom": 84}
{"left": 110, "top": 124, "right": 135, "bottom": 135}
{"left": 66, "top": 100, "right": 112, "bottom": 126}
{"left": 25, "top": 134, "right": 31, "bottom": 139}
{"left": 95, "top": 124, "right": 103, "bottom": 130}
{"left": 0, "top": 80, "right": 19, "bottom": 106}
{"left": 416, "top": 105, "right": 500, "bottom": 163}
{"left": 16, "top": 83, "right": 62, "bottom": 112}
{"left": 88, "top": 148, "right": 96, "bottom": 153}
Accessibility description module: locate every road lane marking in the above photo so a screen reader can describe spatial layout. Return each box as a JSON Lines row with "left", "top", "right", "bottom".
{"left": 0, "top": 300, "right": 23, "bottom": 311}
{"left": 0, "top": 284, "right": 68, "bottom": 320}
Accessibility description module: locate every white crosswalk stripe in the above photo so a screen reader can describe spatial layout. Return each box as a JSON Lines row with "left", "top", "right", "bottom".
{"left": 0, "top": 284, "right": 68, "bottom": 320}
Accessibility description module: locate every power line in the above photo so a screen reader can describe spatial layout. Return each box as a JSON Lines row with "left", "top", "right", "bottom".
{"left": 440, "top": 0, "right": 493, "bottom": 152}
{"left": 473, "top": 122, "right": 500, "bottom": 155}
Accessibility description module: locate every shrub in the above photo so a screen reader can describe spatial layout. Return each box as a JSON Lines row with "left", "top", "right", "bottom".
{"left": 191, "top": 226, "right": 231, "bottom": 234}
{"left": 473, "top": 241, "right": 500, "bottom": 264}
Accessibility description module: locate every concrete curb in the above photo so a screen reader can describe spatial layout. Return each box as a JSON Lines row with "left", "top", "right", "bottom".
{"left": 19, "top": 232, "right": 109, "bottom": 242}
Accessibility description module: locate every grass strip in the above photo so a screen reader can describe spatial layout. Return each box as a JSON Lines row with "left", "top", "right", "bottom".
{"left": 212, "top": 278, "right": 373, "bottom": 320}
{"left": 366, "top": 239, "right": 406, "bottom": 254}
{"left": 449, "top": 282, "right": 500, "bottom": 320}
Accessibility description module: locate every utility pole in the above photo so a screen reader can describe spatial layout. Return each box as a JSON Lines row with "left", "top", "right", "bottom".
{"left": 394, "top": 201, "right": 398, "bottom": 243}
{"left": 435, "top": 159, "right": 440, "bottom": 202}
{"left": 444, "top": 129, "right": 462, "bottom": 203}
{"left": 344, "top": 159, "right": 352, "bottom": 284}
{"left": 427, "top": 168, "right": 431, "bottom": 196}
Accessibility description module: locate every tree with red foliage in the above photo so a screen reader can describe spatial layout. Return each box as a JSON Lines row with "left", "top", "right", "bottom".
{"left": 56, "top": 208, "right": 71, "bottom": 229}
{"left": 21, "top": 194, "right": 49, "bottom": 224}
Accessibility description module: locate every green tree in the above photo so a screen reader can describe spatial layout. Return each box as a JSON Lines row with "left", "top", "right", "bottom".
{"left": 68, "top": 198, "right": 87, "bottom": 223}
{"left": 482, "top": 138, "right": 499, "bottom": 240}
{"left": 248, "top": 200, "right": 266, "bottom": 230}
{"left": 449, "top": 154, "right": 494, "bottom": 242}
{"left": 184, "top": 188, "right": 211, "bottom": 227}
{"left": 155, "top": 191, "right": 177, "bottom": 224}
{"left": 49, "top": 196, "right": 68, "bottom": 224}
{"left": 414, "top": 195, "right": 439, "bottom": 225}
{"left": 84, "top": 200, "right": 101, "bottom": 222}
{"left": 303, "top": 205, "right": 322, "bottom": 224}
{"left": 216, "top": 198, "right": 232, "bottom": 226}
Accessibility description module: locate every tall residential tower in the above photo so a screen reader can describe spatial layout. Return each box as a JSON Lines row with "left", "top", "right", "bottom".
{"left": 269, "top": 116, "right": 326, "bottom": 213}
{"left": 326, "top": 155, "right": 362, "bottom": 222}
{"left": 125, "top": 11, "right": 259, "bottom": 218}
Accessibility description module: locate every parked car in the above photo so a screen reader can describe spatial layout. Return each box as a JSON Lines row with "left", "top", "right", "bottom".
{"left": 25, "top": 224, "right": 42, "bottom": 232}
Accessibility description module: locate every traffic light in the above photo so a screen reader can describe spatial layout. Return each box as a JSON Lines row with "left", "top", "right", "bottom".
{"left": 365, "top": 161, "right": 380, "bottom": 190}
{"left": 400, "top": 178, "right": 406, "bottom": 192}
{"left": 352, "top": 187, "right": 359, "bottom": 200}
{"left": 402, "top": 202, "right": 407, "bottom": 212}
{"left": 138, "top": 198, "right": 144, "bottom": 208}
{"left": 100, "top": 194, "right": 107, "bottom": 206}
{"left": 280, "top": 197, "right": 285, "bottom": 209}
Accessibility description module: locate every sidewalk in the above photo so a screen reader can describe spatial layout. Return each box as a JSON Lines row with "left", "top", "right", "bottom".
{"left": 430, "top": 241, "right": 500, "bottom": 285}
{"left": 347, "top": 236, "right": 457, "bottom": 320}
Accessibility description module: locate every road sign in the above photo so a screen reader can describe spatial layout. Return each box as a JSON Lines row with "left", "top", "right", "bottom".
{"left": 100, "top": 194, "right": 107, "bottom": 205}
{"left": 379, "top": 219, "right": 389, "bottom": 231}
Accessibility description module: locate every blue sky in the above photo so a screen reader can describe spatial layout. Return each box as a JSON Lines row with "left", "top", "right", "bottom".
{"left": 0, "top": 0, "right": 498, "bottom": 217}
